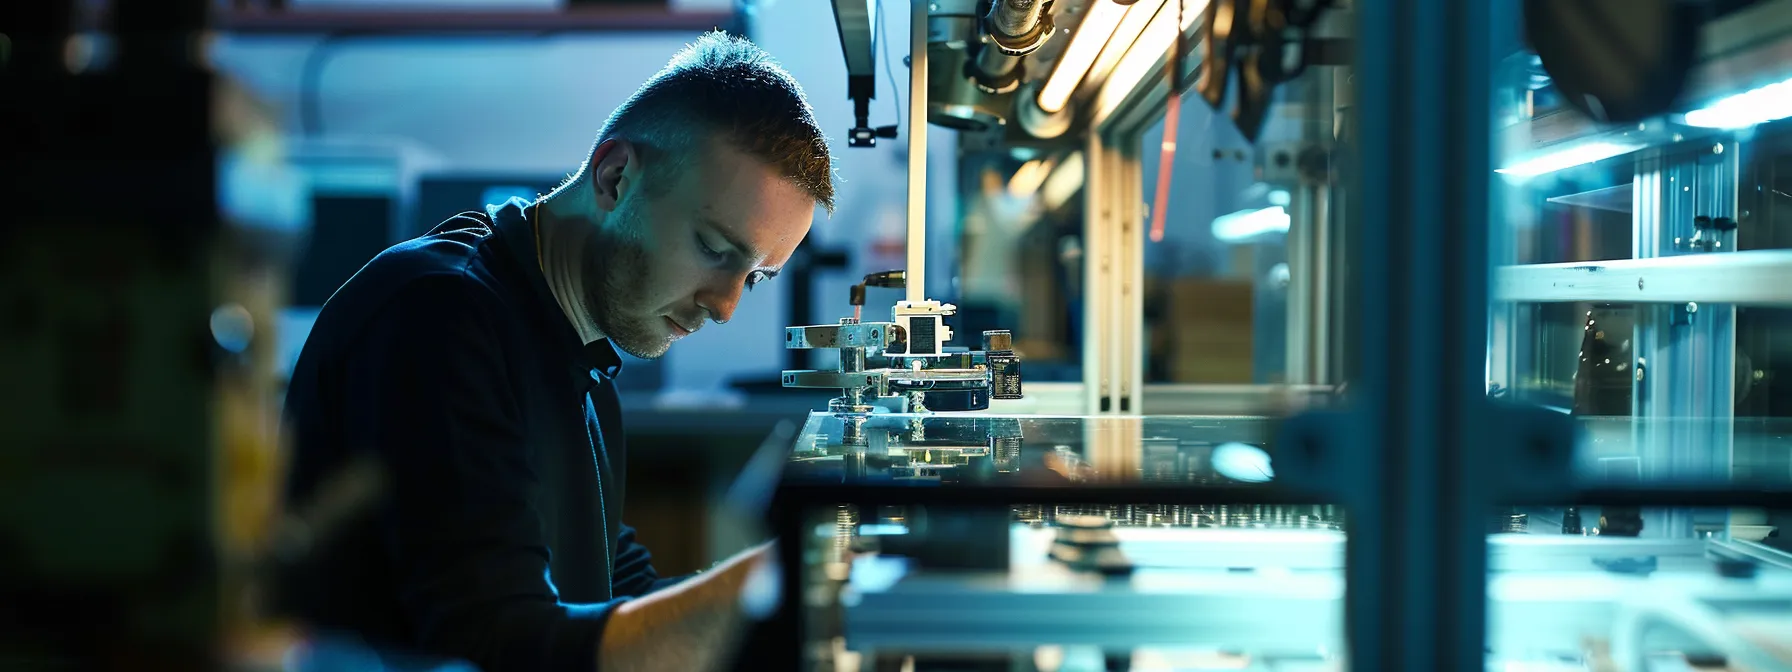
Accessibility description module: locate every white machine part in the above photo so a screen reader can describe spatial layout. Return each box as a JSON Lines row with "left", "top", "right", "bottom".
{"left": 891, "top": 299, "right": 957, "bottom": 357}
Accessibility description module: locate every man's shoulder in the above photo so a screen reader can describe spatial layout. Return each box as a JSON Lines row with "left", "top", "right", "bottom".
{"left": 307, "top": 212, "right": 516, "bottom": 345}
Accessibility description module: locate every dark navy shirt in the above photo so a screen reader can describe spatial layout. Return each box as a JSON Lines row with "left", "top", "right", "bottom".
{"left": 280, "top": 197, "right": 677, "bottom": 672}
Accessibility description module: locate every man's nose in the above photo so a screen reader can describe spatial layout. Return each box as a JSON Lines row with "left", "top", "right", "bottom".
{"left": 695, "top": 274, "right": 745, "bottom": 324}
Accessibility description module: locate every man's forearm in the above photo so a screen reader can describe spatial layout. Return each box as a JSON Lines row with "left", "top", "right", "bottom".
{"left": 597, "top": 542, "right": 771, "bottom": 672}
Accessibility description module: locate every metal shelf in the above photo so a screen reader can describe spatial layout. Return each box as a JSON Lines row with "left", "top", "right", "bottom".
{"left": 1493, "top": 250, "right": 1792, "bottom": 306}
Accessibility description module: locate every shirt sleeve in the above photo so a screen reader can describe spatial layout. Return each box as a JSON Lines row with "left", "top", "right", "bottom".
{"left": 610, "top": 525, "right": 691, "bottom": 598}
{"left": 341, "top": 273, "right": 621, "bottom": 672}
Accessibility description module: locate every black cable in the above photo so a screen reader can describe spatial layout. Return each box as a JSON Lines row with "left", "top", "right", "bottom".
{"left": 876, "top": 0, "right": 901, "bottom": 129}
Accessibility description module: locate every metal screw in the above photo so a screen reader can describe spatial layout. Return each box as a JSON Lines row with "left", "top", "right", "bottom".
{"left": 1755, "top": 370, "right": 1766, "bottom": 381}
{"left": 1638, "top": 278, "right": 1645, "bottom": 290}
{"left": 1686, "top": 302, "right": 1699, "bottom": 314}
{"left": 1714, "top": 143, "right": 1725, "bottom": 154}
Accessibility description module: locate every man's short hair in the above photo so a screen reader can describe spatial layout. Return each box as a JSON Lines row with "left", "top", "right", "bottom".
{"left": 596, "top": 31, "right": 836, "bottom": 213}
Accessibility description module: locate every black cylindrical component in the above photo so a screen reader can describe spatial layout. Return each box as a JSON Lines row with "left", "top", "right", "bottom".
{"left": 1561, "top": 506, "right": 1582, "bottom": 534}
{"left": 986, "top": 0, "right": 1047, "bottom": 38}
{"left": 984, "top": 330, "right": 1023, "bottom": 400}
{"left": 972, "top": 0, "right": 1052, "bottom": 93}
{"left": 849, "top": 283, "right": 866, "bottom": 307}
{"left": 862, "top": 270, "right": 906, "bottom": 288}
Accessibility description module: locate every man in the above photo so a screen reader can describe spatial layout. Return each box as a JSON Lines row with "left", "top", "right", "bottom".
{"left": 279, "top": 32, "right": 832, "bottom": 672}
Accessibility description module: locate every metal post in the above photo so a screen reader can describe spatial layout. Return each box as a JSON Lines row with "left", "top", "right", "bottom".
{"left": 1118, "top": 132, "right": 1145, "bottom": 414}
{"left": 1637, "top": 142, "right": 1739, "bottom": 538}
{"left": 906, "top": 0, "right": 929, "bottom": 305}
{"left": 1346, "top": 0, "right": 1495, "bottom": 670}
{"left": 1084, "top": 132, "right": 1112, "bottom": 415}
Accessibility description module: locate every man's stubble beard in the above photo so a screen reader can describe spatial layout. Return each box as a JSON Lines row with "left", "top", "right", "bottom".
{"left": 584, "top": 207, "right": 674, "bottom": 360}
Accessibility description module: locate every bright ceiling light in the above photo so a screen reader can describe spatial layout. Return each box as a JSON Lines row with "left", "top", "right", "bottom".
{"left": 1078, "top": 0, "right": 1166, "bottom": 98}
{"left": 1096, "top": 0, "right": 1207, "bottom": 123}
{"left": 1037, "top": 0, "right": 1130, "bottom": 114}
{"left": 1494, "top": 140, "right": 1645, "bottom": 177}
{"left": 1683, "top": 75, "right": 1792, "bottom": 129}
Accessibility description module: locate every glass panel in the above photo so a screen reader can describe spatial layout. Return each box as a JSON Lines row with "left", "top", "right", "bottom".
{"left": 1489, "top": 2, "right": 1792, "bottom": 488}
{"left": 1139, "top": 68, "right": 1342, "bottom": 388}
{"left": 1485, "top": 507, "right": 1792, "bottom": 669}
{"left": 953, "top": 154, "right": 1087, "bottom": 383}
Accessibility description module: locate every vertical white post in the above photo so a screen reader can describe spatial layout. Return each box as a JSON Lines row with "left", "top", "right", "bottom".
{"left": 906, "top": 0, "right": 929, "bottom": 305}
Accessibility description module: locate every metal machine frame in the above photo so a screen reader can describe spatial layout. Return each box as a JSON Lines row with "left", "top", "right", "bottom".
{"left": 1489, "top": 2, "right": 1792, "bottom": 541}
{"left": 768, "top": 2, "right": 1792, "bottom": 671}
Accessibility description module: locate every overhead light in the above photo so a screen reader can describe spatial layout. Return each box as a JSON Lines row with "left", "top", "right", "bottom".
{"left": 1494, "top": 140, "right": 1644, "bottom": 177}
{"left": 1037, "top": 0, "right": 1130, "bottom": 114}
{"left": 1211, "top": 205, "right": 1290, "bottom": 242}
{"left": 1096, "top": 0, "right": 1207, "bottom": 123}
{"left": 1078, "top": 0, "right": 1166, "bottom": 99}
{"left": 1008, "top": 158, "right": 1054, "bottom": 196}
{"left": 1683, "top": 75, "right": 1792, "bottom": 129}
{"left": 1041, "top": 152, "right": 1085, "bottom": 211}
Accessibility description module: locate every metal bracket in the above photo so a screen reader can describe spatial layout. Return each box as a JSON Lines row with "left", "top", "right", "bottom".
{"left": 785, "top": 322, "right": 898, "bottom": 350}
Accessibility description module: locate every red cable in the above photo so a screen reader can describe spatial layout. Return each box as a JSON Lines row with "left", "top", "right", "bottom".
{"left": 1150, "top": 0, "right": 1186, "bottom": 244}
{"left": 1150, "top": 92, "right": 1181, "bottom": 243}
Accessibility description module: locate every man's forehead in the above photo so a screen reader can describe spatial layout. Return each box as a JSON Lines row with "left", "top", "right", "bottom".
{"left": 697, "top": 206, "right": 809, "bottom": 265}
{"left": 681, "top": 149, "right": 812, "bottom": 261}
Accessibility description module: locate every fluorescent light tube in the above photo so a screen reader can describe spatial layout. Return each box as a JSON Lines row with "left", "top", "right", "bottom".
{"left": 1683, "top": 75, "right": 1792, "bottom": 129}
{"left": 1494, "top": 140, "right": 1644, "bottom": 177}
{"left": 1038, "top": 0, "right": 1130, "bottom": 114}
{"left": 1096, "top": 0, "right": 1206, "bottom": 123}
{"left": 1078, "top": 0, "right": 1165, "bottom": 99}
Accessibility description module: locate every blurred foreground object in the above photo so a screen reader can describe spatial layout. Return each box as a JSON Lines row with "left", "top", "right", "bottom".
{"left": 0, "top": 0, "right": 223, "bottom": 668}
{"left": 1524, "top": 0, "right": 1701, "bottom": 123}
{"left": 0, "top": 2, "right": 323, "bottom": 667}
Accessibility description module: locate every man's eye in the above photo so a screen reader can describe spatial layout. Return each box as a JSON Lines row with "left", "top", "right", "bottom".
{"left": 696, "top": 233, "right": 725, "bottom": 259}
{"left": 746, "top": 271, "right": 769, "bottom": 290}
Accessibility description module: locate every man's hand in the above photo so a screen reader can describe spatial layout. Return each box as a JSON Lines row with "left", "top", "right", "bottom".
{"left": 597, "top": 542, "right": 774, "bottom": 672}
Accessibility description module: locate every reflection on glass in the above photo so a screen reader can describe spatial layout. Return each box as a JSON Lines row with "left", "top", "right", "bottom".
{"left": 954, "top": 156, "right": 1083, "bottom": 382}
{"left": 1137, "top": 65, "right": 1341, "bottom": 386}
{"left": 1484, "top": 507, "right": 1792, "bottom": 670}
{"left": 785, "top": 412, "right": 1280, "bottom": 488}
{"left": 1490, "top": 24, "right": 1792, "bottom": 489}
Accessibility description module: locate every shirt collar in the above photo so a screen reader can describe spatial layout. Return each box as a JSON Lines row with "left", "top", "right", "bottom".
{"left": 488, "top": 197, "right": 624, "bottom": 382}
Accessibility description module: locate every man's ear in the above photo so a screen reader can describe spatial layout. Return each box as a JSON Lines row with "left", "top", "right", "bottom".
{"left": 587, "top": 138, "right": 636, "bottom": 212}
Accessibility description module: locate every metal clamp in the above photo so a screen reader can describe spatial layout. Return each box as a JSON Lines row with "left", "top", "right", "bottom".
{"left": 1676, "top": 215, "right": 1737, "bottom": 253}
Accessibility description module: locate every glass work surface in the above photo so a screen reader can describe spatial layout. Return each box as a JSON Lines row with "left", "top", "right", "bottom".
{"left": 783, "top": 412, "right": 1279, "bottom": 488}
{"left": 805, "top": 520, "right": 1792, "bottom": 669}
